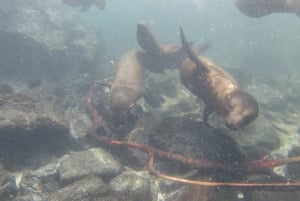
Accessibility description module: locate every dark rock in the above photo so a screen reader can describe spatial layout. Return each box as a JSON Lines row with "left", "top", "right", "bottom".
{"left": 48, "top": 175, "right": 107, "bottom": 201}
{"left": 148, "top": 116, "right": 246, "bottom": 172}
{"left": 58, "top": 147, "right": 122, "bottom": 184}
{"left": 0, "top": 92, "right": 75, "bottom": 171}
{"left": 121, "top": 115, "right": 157, "bottom": 169}
{"left": 109, "top": 170, "right": 152, "bottom": 201}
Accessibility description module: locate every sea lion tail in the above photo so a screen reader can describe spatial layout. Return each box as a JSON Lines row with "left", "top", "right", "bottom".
{"left": 180, "top": 26, "right": 208, "bottom": 74}
{"left": 136, "top": 22, "right": 163, "bottom": 56}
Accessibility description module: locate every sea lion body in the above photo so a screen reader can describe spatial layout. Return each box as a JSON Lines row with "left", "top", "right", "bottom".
{"left": 235, "top": 0, "right": 300, "bottom": 18}
{"left": 110, "top": 49, "right": 161, "bottom": 118}
{"left": 181, "top": 57, "right": 239, "bottom": 115}
{"left": 110, "top": 50, "right": 146, "bottom": 116}
{"left": 180, "top": 28, "right": 258, "bottom": 130}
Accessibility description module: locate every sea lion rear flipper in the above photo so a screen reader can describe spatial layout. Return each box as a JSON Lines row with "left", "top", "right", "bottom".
{"left": 136, "top": 23, "right": 164, "bottom": 57}
{"left": 143, "top": 87, "right": 164, "bottom": 108}
{"left": 180, "top": 27, "right": 208, "bottom": 74}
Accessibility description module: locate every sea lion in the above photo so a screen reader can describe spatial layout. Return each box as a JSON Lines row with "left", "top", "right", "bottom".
{"left": 136, "top": 22, "right": 211, "bottom": 73}
{"left": 109, "top": 50, "right": 160, "bottom": 121}
{"left": 179, "top": 27, "right": 259, "bottom": 130}
{"left": 235, "top": 0, "right": 300, "bottom": 17}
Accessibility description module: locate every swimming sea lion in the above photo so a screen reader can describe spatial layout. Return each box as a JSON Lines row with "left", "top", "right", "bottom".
{"left": 136, "top": 23, "right": 190, "bottom": 73}
{"left": 235, "top": 0, "right": 300, "bottom": 17}
{"left": 179, "top": 27, "right": 259, "bottom": 130}
{"left": 109, "top": 50, "right": 160, "bottom": 121}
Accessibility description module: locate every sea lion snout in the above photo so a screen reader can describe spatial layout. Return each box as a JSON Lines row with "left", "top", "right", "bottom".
{"left": 225, "top": 91, "right": 259, "bottom": 130}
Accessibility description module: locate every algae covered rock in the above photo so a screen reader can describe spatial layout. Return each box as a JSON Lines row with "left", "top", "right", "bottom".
{"left": 0, "top": 0, "right": 104, "bottom": 81}
{"left": 48, "top": 175, "right": 107, "bottom": 201}
{"left": 58, "top": 147, "right": 122, "bottom": 184}
{"left": 0, "top": 90, "right": 75, "bottom": 171}
{"left": 109, "top": 170, "right": 152, "bottom": 201}
{"left": 148, "top": 116, "right": 246, "bottom": 167}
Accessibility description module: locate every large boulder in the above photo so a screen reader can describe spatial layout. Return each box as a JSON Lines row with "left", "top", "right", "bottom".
{"left": 58, "top": 147, "right": 122, "bottom": 184}
{"left": 48, "top": 175, "right": 108, "bottom": 201}
{"left": 0, "top": 83, "right": 76, "bottom": 171}
{"left": 0, "top": 0, "right": 104, "bottom": 81}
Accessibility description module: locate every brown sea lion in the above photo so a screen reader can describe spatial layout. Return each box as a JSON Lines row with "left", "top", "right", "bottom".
{"left": 109, "top": 50, "right": 160, "bottom": 121}
{"left": 235, "top": 0, "right": 300, "bottom": 17}
{"left": 179, "top": 27, "right": 259, "bottom": 130}
{"left": 136, "top": 22, "right": 211, "bottom": 73}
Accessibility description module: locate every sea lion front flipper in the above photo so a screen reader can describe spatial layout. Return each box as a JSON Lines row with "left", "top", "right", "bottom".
{"left": 136, "top": 23, "right": 164, "bottom": 57}
{"left": 179, "top": 27, "right": 208, "bottom": 75}
{"left": 143, "top": 87, "right": 164, "bottom": 108}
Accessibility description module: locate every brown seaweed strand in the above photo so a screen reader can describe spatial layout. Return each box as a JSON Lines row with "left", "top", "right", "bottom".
{"left": 89, "top": 133, "right": 300, "bottom": 191}
{"left": 90, "top": 134, "right": 225, "bottom": 170}
{"left": 241, "top": 157, "right": 300, "bottom": 174}
{"left": 150, "top": 169, "right": 300, "bottom": 191}
{"left": 148, "top": 154, "right": 300, "bottom": 191}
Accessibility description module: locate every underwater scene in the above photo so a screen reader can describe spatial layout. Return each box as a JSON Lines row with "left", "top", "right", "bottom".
{"left": 1, "top": 0, "right": 300, "bottom": 200}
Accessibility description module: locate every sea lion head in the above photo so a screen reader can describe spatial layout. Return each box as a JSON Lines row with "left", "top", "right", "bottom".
{"left": 224, "top": 90, "right": 259, "bottom": 130}
{"left": 109, "top": 89, "right": 136, "bottom": 117}
{"left": 109, "top": 89, "right": 143, "bottom": 126}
